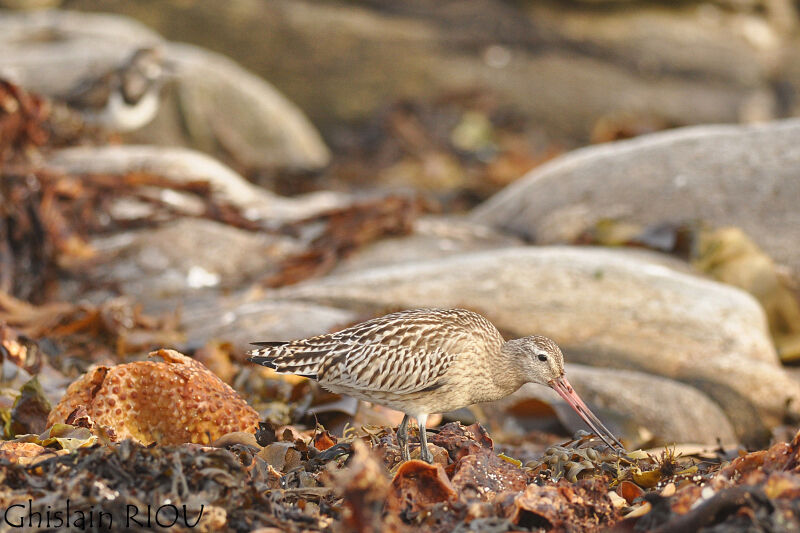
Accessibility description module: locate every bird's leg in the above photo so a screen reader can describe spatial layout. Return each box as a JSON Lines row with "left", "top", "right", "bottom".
{"left": 417, "top": 414, "right": 433, "bottom": 464}
{"left": 397, "top": 414, "right": 410, "bottom": 462}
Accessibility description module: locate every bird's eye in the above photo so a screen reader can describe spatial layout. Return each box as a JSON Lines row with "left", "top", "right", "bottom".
{"left": 537, "top": 354, "right": 548, "bottom": 362}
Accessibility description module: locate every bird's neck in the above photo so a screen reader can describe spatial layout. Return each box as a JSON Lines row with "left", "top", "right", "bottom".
{"left": 469, "top": 342, "right": 527, "bottom": 404}
{"left": 495, "top": 343, "right": 528, "bottom": 392}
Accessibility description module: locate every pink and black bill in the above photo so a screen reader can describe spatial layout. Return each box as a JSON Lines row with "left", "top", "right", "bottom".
{"left": 549, "top": 376, "right": 624, "bottom": 451}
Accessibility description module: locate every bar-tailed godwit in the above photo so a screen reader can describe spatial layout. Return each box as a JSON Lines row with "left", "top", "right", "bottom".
{"left": 248, "top": 308, "right": 622, "bottom": 462}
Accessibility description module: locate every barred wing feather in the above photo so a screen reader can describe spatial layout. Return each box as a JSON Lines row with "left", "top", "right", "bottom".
{"left": 248, "top": 309, "right": 501, "bottom": 394}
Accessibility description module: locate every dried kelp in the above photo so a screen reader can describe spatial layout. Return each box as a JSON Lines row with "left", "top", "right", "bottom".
{"left": 2, "top": 412, "right": 799, "bottom": 533}
{"left": 8, "top": 378, "right": 51, "bottom": 437}
{"left": 0, "top": 291, "right": 183, "bottom": 367}
{"left": 694, "top": 227, "right": 800, "bottom": 362}
{"left": 0, "top": 441, "right": 283, "bottom": 531}
{"left": 611, "top": 431, "right": 800, "bottom": 532}
{"left": 0, "top": 78, "right": 109, "bottom": 164}
{"left": 263, "top": 195, "right": 422, "bottom": 288}
{"left": 0, "top": 80, "right": 52, "bottom": 163}
{"left": 0, "top": 323, "right": 42, "bottom": 375}
{"left": 0, "top": 168, "right": 263, "bottom": 303}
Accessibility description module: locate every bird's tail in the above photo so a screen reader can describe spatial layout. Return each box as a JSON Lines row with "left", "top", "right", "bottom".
{"left": 247, "top": 342, "right": 320, "bottom": 379}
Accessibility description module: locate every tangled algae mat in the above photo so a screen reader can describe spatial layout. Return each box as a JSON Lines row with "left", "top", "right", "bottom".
{"left": 3, "top": 411, "right": 800, "bottom": 531}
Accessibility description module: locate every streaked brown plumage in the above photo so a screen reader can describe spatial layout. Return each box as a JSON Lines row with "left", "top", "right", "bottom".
{"left": 248, "top": 308, "right": 622, "bottom": 463}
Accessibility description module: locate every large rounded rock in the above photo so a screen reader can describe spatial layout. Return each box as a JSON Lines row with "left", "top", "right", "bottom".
{"left": 490, "top": 364, "right": 739, "bottom": 447}
{"left": 472, "top": 120, "right": 800, "bottom": 274}
{"left": 137, "top": 42, "right": 330, "bottom": 171}
{"left": 275, "top": 246, "right": 799, "bottom": 439}
{"left": 331, "top": 216, "right": 523, "bottom": 275}
{"left": 181, "top": 298, "right": 357, "bottom": 352}
{"left": 82, "top": 218, "right": 291, "bottom": 301}
{"left": 0, "top": 10, "right": 161, "bottom": 95}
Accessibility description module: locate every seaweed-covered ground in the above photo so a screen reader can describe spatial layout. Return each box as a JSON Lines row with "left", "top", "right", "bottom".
{"left": 3, "top": 417, "right": 800, "bottom": 531}
{"left": 2, "top": 79, "right": 800, "bottom": 532}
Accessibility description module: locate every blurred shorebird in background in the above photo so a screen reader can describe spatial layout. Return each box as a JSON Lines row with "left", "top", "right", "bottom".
{"left": 248, "top": 307, "right": 623, "bottom": 463}
{"left": 61, "top": 46, "right": 169, "bottom": 132}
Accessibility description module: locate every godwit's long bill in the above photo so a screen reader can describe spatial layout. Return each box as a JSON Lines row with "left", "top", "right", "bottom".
{"left": 248, "top": 308, "right": 623, "bottom": 463}
{"left": 549, "top": 376, "right": 621, "bottom": 449}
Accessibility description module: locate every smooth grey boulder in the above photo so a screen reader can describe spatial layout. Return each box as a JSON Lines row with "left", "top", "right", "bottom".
{"left": 0, "top": 9, "right": 161, "bottom": 95}
{"left": 181, "top": 298, "right": 357, "bottom": 351}
{"left": 276, "top": 246, "right": 799, "bottom": 438}
{"left": 280, "top": 247, "right": 774, "bottom": 364}
{"left": 137, "top": 42, "right": 330, "bottom": 171}
{"left": 331, "top": 216, "right": 523, "bottom": 274}
{"left": 489, "top": 364, "right": 739, "bottom": 447}
{"left": 472, "top": 120, "right": 800, "bottom": 274}
{"left": 83, "top": 218, "right": 293, "bottom": 301}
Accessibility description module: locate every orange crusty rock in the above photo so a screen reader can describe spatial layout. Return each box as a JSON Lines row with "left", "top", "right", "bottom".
{"left": 47, "top": 349, "right": 259, "bottom": 445}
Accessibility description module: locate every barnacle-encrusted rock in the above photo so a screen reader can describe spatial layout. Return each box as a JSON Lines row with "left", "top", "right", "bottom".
{"left": 46, "top": 349, "right": 259, "bottom": 445}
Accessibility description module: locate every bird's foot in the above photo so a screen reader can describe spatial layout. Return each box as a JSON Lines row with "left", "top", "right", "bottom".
{"left": 419, "top": 444, "right": 434, "bottom": 464}
{"left": 397, "top": 415, "right": 411, "bottom": 462}
{"left": 400, "top": 443, "right": 411, "bottom": 462}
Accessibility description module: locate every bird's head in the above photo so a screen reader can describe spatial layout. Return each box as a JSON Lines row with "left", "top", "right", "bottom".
{"left": 129, "top": 47, "right": 165, "bottom": 81}
{"left": 501, "top": 335, "right": 624, "bottom": 451}
{"left": 120, "top": 47, "right": 169, "bottom": 105}
{"left": 501, "top": 335, "right": 565, "bottom": 386}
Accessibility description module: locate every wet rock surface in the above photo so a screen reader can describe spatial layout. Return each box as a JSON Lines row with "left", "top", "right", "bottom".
{"left": 331, "top": 216, "right": 523, "bottom": 275}
{"left": 180, "top": 298, "right": 358, "bottom": 352}
{"left": 78, "top": 218, "right": 291, "bottom": 301}
{"left": 492, "top": 365, "right": 739, "bottom": 447}
{"left": 473, "top": 120, "right": 800, "bottom": 274}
